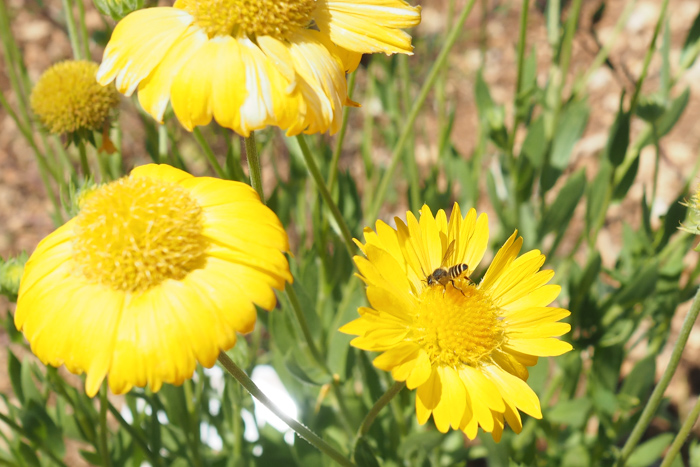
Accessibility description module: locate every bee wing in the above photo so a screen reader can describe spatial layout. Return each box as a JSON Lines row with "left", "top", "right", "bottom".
{"left": 440, "top": 240, "right": 456, "bottom": 268}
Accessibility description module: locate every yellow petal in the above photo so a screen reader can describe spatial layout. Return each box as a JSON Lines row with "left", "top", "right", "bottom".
{"left": 137, "top": 27, "right": 207, "bottom": 122}
{"left": 432, "top": 366, "right": 467, "bottom": 432}
{"left": 97, "top": 8, "right": 194, "bottom": 96}
{"left": 314, "top": 0, "right": 421, "bottom": 55}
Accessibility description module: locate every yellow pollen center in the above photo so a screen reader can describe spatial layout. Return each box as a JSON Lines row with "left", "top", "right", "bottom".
{"left": 180, "top": 0, "right": 316, "bottom": 39}
{"left": 413, "top": 279, "right": 504, "bottom": 368}
{"left": 71, "top": 176, "right": 208, "bottom": 293}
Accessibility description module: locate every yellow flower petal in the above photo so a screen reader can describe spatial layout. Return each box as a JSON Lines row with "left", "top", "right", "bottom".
{"left": 314, "top": 0, "right": 421, "bottom": 54}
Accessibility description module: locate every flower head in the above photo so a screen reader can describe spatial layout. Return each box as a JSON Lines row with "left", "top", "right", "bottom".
{"left": 16, "top": 164, "right": 291, "bottom": 396}
{"left": 31, "top": 60, "right": 120, "bottom": 135}
{"left": 341, "top": 204, "right": 572, "bottom": 441}
{"left": 96, "top": 0, "right": 421, "bottom": 135}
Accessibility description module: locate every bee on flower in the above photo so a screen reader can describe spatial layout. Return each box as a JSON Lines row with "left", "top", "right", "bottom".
{"left": 342, "top": 204, "right": 573, "bottom": 441}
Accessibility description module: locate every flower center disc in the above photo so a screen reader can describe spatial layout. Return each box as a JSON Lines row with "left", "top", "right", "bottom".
{"left": 71, "top": 176, "right": 208, "bottom": 293}
{"left": 414, "top": 279, "right": 503, "bottom": 367}
{"left": 181, "top": 0, "right": 316, "bottom": 39}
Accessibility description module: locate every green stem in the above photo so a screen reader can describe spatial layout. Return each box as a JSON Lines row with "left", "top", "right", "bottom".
{"left": 616, "top": 286, "right": 700, "bottom": 466}
{"left": 99, "top": 386, "right": 112, "bottom": 467}
{"left": 398, "top": 54, "right": 420, "bottom": 212}
{"left": 328, "top": 70, "right": 357, "bottom": 193}
{"left": 75, "top": 0, "right": 91, "bottom": 61}
{"left": 107, "top": 403, "right": 162, "bottom": 467}
{"left": 507, "top": 0, "right": 530, "bottom": 156}
{"left": 183, "top": 380, "right": 203, "bottom": 467}
{"left": 367, "top": 0, "right": 477, "bottom": 222}
{"left": 157, "top": 124, "right": 167, "bottom": 164}
{"left": 295, "top": 134, "right": 355, "bottom": 258}
{"left": 629, "top": 0, "right": 669, "bottom": 115}
{"left": 193, "top": 127, "right": 226, "bottom": 178}
{"left": 660, "top": 395, "right": 700, "bottom": 467}
{"left": 78, "top": 139, "right": 90, "bottom": 176}
{"left": 357, "top": 381, "right": 405, "bottom": 438}
{"left": 217, "top": 352, "right": 357, "bottom": 467}
{"left": 244, "top": 132, "right": 264, "bottom": 199}
{"left": 61, "top": 0, "right": 82, "bottom": 60}
{"left": 285, "top": 283, "right": 327, "bottom": 371}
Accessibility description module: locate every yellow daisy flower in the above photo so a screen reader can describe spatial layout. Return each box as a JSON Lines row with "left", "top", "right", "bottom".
{"left": 15, "top": 164, "right": 291, "bottom": 397}
{"left": 341, "top": 204, "right": 572, "bottom": 441}
{"left": 96, "top": 0, "right": 421, "bottom": 135}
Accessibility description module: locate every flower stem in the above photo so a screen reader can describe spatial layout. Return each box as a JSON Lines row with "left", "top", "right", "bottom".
{"left": 61, "top": 0, "right": 82, "bottom": 60}
{"left": 659, "top": 395, "right": 700, "bottom": 467}
{"left": 106, "top": 402, "right": 162, "bottom": 467}
{"left": 183, "top": 379, "right": 203, "bottom": 467}
{"left": 193, "top": 127, "right": 226, "bottom": 179}
{"left": 99, "top": 385, "right": 112, "bottom": 467}
{"left": 78, "top": 139, "right": 90, "bottom": 177}
{"left": 367, "top": 0, "right": 476, "bottom": 221}
{"left": 244, "top": 132, "right": 264, "bottom": 200}
{"left": 328, "top": 71, "right": 357, "bottom": 193}
{"left": 357, "top": 381, "right": 405, "bottom": 438}
{"left": 285, "top": 283, "right": 327, "bottom": 371}
{"left": 295, "top": 134, "right": 355, "bottom": 258}
{"left": 217, "top": 352, "right": 357, "bottom": 467}
{"left": 616, "top": 286, "right": 700, "bottom": 466}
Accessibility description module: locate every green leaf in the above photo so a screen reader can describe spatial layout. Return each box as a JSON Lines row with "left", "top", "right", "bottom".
{"left": 537, "top": 169, "right": 586, "bottom": 239}
{"left": 354, "top": 438, "right": 380, "bottom": 467}
{"left": 20, "top": 360, "right": 42, "bottom": 404}
{"left": 560, "top": 443, "right": 591, "bottom": 467}
{"left": 8, "top": 351, "right": 23, "bottom": 405}
{"left": 681, "top": 10, "right": 700, "bottom": 69}
{"left": 599, "top": 318, "right": 635, "bottom": 347}
{"left": 18, "top": 443, "right": 41, "bottom": 467}
{"left": 474, "top": 70, "right": 496, "bottom": 116}
{"left": 80, "top": 449, "right": 104, "bottom": 466}
{"left": 627, "top": 433, "right": 674, "bottom": 467}
{"left": 614, "top": 261, "right": 658, "bottom": 306}
{"left": 620, "top": 354, "right": 656, "bottom": 402}
{"left": 520, "top": 117, "right": 547, "bottom": 168}
{"left": 605, "top": 97, "right": 631, "bottom": 167}
{"left": 546, "top": 397, "right": 592, "bottom": 428}
{"left": 613, "top": 153, "right": 639, "bottom": 201}
{"left": 640, "top": 88, "right": 690, "bottom": 146}
{"left": 586, "top": 160, "right": 613, "bottom": 234}
{"left": 550, "top": 99, "right": 589, "bottom": 169}
{"left": 284, "top": 351, "right": 330, "bottom": 386}
{"left": 397, "top": 430, "right": 443, "bottom": 458}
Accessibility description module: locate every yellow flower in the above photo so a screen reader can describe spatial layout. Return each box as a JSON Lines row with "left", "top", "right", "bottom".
{"left": 31, "top": 60, "right": 120, "bottom": 135}
{"left": 96, "top": 0, "right": 421, "bottom": 135}
{"left": 341, "top": 204, "right": 572, "bottom": 441}
{"left": 15, "top": 164, "right": 291, "bottom": 397}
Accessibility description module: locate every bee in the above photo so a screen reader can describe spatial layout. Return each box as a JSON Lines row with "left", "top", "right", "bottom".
{"left": 424, "top": 241, "right": 473, "bottom": 292}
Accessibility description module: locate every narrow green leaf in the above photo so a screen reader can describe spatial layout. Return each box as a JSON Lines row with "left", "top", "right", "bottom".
{"left": 586, "top": 160, "right": 613, "bottom": 233}
{"left": 520, "top": 117, "right": 547, "bottom": 168}
{"left": 538, "top": 169, "right": 586, "bottom": 239}
{"left": 354, "top": 438, "right": 380, "bottom": 467}
{"left": 606, "top": 96, "right": 631, "bottom": 167}
{"left": 620, "top": 354, "right": 656, "bottom": 401}
{"left": 8, "top": 350, "right": 23, "bottom": 405}
{"left": 613, "top": 153, "right": 639, "bottom": 200}
{"left": 550, "top": 99, "right": 589, "bottom": 169}
{"left": 681, "top": 10, "right": 700, "bottom": 69}
{"left": 627, "top": 433, "right": 674, "bottom": 467}
{"left": 640, "top": 87, "right": 690, "bottom": 146}
{"left": 547, "top": 398, "right": 592, "bottom": 428}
